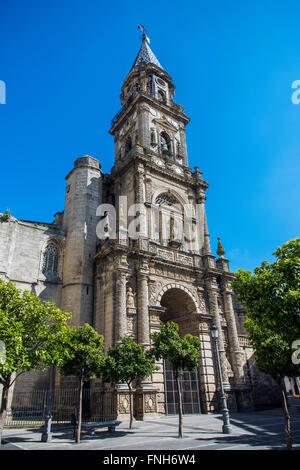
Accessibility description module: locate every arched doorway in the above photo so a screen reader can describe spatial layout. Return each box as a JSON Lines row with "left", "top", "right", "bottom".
{"left": 159, "top": 287, "right": 202, "bottom": 415}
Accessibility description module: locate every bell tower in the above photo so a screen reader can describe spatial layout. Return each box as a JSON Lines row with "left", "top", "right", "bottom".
{"left": 108, "top": 26, "right": 208, "bottom": 253}
{"left": 95, "top": 28, "right": 251, "bottom": 420}
{"left": 110, "top": 27, "right": 190, "bottom": 169}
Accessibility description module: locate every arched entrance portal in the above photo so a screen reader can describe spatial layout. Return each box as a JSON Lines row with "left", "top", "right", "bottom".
{"left": 159, "top": 288, "right": 202, "bottom": 415}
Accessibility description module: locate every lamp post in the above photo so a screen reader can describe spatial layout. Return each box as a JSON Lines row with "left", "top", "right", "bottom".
{"left": 210, "top": 324, "right": 232, "bottom": 434}
{"left": 41, "top": 366, "right": 55, "bottom": 442}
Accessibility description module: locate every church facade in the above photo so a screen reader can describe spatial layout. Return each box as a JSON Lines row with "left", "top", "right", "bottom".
{"left": 0, "top": 32, "right": 281, "bottom": 420}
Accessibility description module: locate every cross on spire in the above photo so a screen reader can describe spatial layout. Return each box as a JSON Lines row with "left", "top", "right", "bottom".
{"left": 138, "top": 24, "right": 150, "bottom": 44}
{"left": 132, "top": 26, "right": 163, "bottom": 70}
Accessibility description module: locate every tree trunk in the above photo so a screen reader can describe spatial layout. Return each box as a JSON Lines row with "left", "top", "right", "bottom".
{"left": 76, "top": 375, "right": 84, "bottom": 444}
{"left": 128, "top": 383, "right": 133, "bottom": 430}
{"left": 0, "top": 374, "right": 12, "bottom": 445}
{"left": 175, "top": 371, "right": 183, "bottom": 438}
{"left": 279, "top": 380, "right": 292, "bottom": 450}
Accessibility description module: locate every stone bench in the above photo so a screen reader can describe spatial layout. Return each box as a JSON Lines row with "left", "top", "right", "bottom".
{"left": 81, "top": 420, "right": 121, "bottom": 435}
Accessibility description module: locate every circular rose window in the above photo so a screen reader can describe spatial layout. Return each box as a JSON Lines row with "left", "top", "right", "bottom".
{"left": 156, "top": 77, "right": 165, "bottom": 87}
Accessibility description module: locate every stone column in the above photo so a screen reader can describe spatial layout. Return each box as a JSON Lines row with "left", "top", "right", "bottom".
{"left": 135, "top": 164, "right": 147, "bottom": 238}
{"left": 195, "top": 192, "right": 206, "bottom": 254}
{"left": 137, "top": 272, "right": 150, "bottom": 348}
{"left": 137, "top": 262, "right": 153, "bottom": 391}
{"left": 138, "top": 105, "right": 149, "bottom": 148}
{"left": 136, "top": 165, "right": 145, "bottom": 202}
{"left": 179, "top": 124, "right": 188, "bottom": 166}
{"left": 206, "top": 277, "right": 230, "bottom": 389}
{"left": 222, "top": 278, "right": 245, "bottom": 386}
{"left": 115, "top": 271, "right": 127, "bottom": 344}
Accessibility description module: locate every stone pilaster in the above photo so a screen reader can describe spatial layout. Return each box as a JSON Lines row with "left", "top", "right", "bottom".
{"left": 179, "top": 124, "right": 188, "bottom": 166}
{"left": 115, "top": 270, "right": 127, "bottom": 344}
{"left": 138, "top": 105, "right": 149, "bottom": 148}
{"left": 195, "top": 192, "right": 206, "bottom": 254}
{"left": 137, "top": 272, "right": 150, "bottom": 348}
{"left": 206, "top": 277, "right": 230, "bottom": 389}
{"left": 135, "top": 164, "right": 147, "bottom": 237}
{"left": 197, "top": 322, "right": 218, "bottom": 413}
{"left": 222, "top": 278, "right": 245, "bottom": 387}
{"left": 137, "top": 260, "right": 153, "bottom": 390}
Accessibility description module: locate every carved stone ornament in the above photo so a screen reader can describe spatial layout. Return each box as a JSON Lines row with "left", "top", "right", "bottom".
{"left": 149, "top": 280, "right": 163, "bottom": 304}
{"left": 126, "top": 286, "right": 135, "bottom": 308}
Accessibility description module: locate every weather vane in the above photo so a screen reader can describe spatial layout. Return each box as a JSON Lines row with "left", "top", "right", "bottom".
{"left": 138, "top": 24, "right": 150, "bottom": 44}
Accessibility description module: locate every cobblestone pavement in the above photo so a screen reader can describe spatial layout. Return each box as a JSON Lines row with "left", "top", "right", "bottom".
{"left": 1, "top": 406, "right": 300, "bottom": 451}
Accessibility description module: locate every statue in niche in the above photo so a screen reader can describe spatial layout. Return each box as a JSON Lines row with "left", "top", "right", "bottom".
{"left": 126, "top": 286, "right": 135, "bottom": 308}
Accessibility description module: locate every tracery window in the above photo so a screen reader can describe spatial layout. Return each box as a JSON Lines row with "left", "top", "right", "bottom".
{"left": 42, "top": 242, "right": 59, "bottom": 277}
{"left": 155, "top": 193, "right": 177, "bottom": 206}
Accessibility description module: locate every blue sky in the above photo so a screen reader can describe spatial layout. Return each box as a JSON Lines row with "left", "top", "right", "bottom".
{"left": 1, "top": 0, "right": 299, "bottom": 272}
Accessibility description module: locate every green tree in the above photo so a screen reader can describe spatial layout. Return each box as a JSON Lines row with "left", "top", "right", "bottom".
{"left": 59, "top": 323, "right": 105, "bottom": 443}
{"left": 244, "top": 318, "right": 300, "bottom": 450}
{"left": 0, "top": 280, "right": 71, "bottom": 444}
{"left": 233, "top": 238, "right": 300, "bottom": 343}
{"left": 233, "top": 239, "right": 300, "bottom": 450}
{"left": 103, "top": 336, "right": 157, "bottom": 429}
{"left": 150, "top": 322, "right": 201, "bottom": 438}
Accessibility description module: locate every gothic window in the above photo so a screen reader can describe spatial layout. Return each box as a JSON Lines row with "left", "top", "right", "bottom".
{"left": 42, "top": 242, "right": 59, "bottom": 277}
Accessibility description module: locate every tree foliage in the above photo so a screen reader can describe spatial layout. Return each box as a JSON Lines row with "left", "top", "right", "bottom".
{"left": 103, "top": 336, "right": 156, "bottom": 387}
{"left": 103, "top": 336, "right": 157, "bottom": 429}
{"left": 244, "top": 318, "right": 300, "bottom": 381}
{"left": 150, "top": 322, "right": 201, "bottom": 438}
{"left": 150, "top": 321, "right": 201, "bottom": 372}
{"left": 59, "top": 323, "right": 105, "bottom": 381}
{"left": 0, "top": 280, "right": 71, "bottom": 444}
{"left": 232, "top": 239, "right": 300, "bottom": 450}
{"left": 59, "top": 323, "right": 105, "bottom": 443}
{"left": 233, "top": 238, "right": 300, "bottom": 343}
{"left": 0, "top": 280, "right": 71, "bottom": 383}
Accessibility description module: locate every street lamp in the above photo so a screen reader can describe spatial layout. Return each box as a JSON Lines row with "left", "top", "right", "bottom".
{"left": 41, "top": 366, "right": 55, "bottom": 442}
{"left": 210, "top": 324, "right": 232, "bottom": 434}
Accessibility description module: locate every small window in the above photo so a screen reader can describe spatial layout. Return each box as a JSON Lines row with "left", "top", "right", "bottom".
{"left": 125, "top": 136, "right": 132, "bottom": 153}
{"left": 151, "top": 130, "right": 156, "bottom": 145}
{"left": 42, "top": 242, "right": 59, "bottom": 277}
{"left": 160, "top": 132, "right": 171, "bottom": 154}
{"left": 157, "top": 89, "right": 166, "bottom": 104}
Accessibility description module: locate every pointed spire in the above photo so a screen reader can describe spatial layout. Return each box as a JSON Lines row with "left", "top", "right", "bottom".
{"left": 217, "top": 237, "right": 226, "bottom": 258}
{"left": 203, "top": 211, "right": 212, "bottom": 254}
{"left": 132, "top": 25, "right": 164, "bottom": 70}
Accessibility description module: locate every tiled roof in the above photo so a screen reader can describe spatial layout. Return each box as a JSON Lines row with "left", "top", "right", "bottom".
{"left": 132, "top": 39, "right": 163, "bottom": 70}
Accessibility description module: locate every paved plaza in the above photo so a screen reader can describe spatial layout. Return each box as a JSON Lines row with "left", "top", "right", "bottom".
{"left": 1, "top": 405, "right": 300, "bottom": 451}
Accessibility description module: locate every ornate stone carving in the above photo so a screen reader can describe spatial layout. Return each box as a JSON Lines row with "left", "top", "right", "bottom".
{"left": 118, "top": 393, "right": 131, "bottom": 414}
{"left": 198, "top": 293, "right": 207, "bottom": 313}
{"left": 145, "top": 393, "right": 157, "bottom": 413}
{"left": 126, "top": 286, "right": 135, "bottom": 308}
{"left": 149, "top": 280, "right": 163, "bottom": 304}
{"left": 157, "top": 248, "right": 174, "bottom": 261}
{"left": 176, "top": 253, "right": 193, "bottom": 266}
